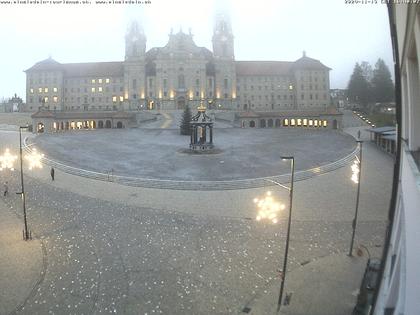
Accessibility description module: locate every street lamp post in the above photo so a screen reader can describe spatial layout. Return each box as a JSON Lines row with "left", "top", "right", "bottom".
{"left": 18, "top": 126, "right": 30, "bottom": 240}
{"left": 277, "top": 156, "right": 295, "bottom": 313}
{"left": 348, "top": 140, "right": 363, "bottom": 256}
{"left": 254, "top": 156, "right": 295, "bottom": 312}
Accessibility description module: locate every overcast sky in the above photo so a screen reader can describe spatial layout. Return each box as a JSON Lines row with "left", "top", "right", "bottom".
{"left": 0, "top": 0, "right": 393, "bottom": 101}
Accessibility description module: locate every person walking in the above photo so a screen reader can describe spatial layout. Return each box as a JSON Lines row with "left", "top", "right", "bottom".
{"left": 50, "top": 167, "right": 55, "bottom": 181}
{"left": 357, "top": 129, "right": 361, "bottom": 139}
{"left": 3, "top": 181, "right": 8, "bottom": 196}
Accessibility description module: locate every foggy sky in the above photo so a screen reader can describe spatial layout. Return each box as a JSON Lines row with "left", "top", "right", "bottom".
{"left": 0, "top": 0, "right": 393, "bottom": 101}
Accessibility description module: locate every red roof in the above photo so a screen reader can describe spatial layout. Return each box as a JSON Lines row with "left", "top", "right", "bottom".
{"left": 236, "top": 61, "right": 293, "bottom": 76}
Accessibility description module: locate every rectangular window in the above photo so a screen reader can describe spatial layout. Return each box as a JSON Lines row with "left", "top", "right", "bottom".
{"left": 30, "top": 88, "right": 34, "bottom": 93}
{"left": 106, "top": 78, "right": 110, "bottom": 83}
{"left": 98, "top": 87, "right": 103, "bottom": 92}
{"left": 44, "top": 96, "right": 49, "bottom": 103}
{"left": 53, "top": 96, "right": 58, "bottom": 103}
{"left": 98, "top": 79, "right": 103, "bottom": 84}
{"left": 38, "top": 87, "right": 42, "bottom": 93}
{"left": 119, "top": 96, "right": 124, "bottom": 102}
{"left": 91, "top": 97, "right": 95, "bottom": 102}
{"left": 91, "top": 79, "right": 96, "bottom": 84}
{"left": 112, "top": 96, "right": 117, "bottom": 102}
{"left": 301, "top": 94, "right": 304, "bottom": 100}
{"left": 91, "top": 87, "right": 96, "bottom": 93}
{"left": 44, "top": 87, "right": 48, "bottom": 93}
{"left": 53, "top": 87, "right": 58, "bottom": 93}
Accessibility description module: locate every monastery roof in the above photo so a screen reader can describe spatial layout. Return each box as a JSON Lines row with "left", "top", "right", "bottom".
{"left": 236, "top": 61, "right": 294, "bottom": 76}
{"left": 292, "top": 55, "right": 332, "bottom": 70}
{"left": 25, "top": 58, "right": 124, "bottom": 77}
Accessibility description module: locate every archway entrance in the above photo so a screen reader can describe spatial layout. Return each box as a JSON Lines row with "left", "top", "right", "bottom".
{"left": 117, "top": 121, "right": 123, "bottom": 128}
{"left": 177, "top": 97, "right": 186, "bottom": 110}
{"left": 105, "top": 120, "right": 112, "bottom": 128}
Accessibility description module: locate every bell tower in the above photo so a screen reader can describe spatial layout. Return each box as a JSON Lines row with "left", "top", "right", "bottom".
{"left": 212, "top": 14, "right": 236, "bottom": 109}
{"left": 212, "top": 15, "right": 234, "bottom": 60}
{"left": 124, "top": 21, "right": 147, "bottom": 110}
{"left": 125, "top": 21, "right": 146, "bottom": 61}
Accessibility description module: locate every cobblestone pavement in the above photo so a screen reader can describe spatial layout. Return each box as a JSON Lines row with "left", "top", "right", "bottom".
{"left": 31, "top": 125, "right": 355, "bottom": 181}
{"left": 0, "top": 111, "right": 394, "bottom": 315}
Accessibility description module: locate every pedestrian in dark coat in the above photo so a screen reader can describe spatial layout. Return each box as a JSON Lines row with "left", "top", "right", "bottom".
{"left": 3, "top": 181, "right": 8, "bottom": 196}
{"left": 50, "top": 167, "right": 55, "bottom": 181}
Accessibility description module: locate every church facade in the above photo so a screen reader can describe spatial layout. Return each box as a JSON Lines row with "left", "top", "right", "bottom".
{"left": 26, "top": 17, "right": 340, "bottom": 132}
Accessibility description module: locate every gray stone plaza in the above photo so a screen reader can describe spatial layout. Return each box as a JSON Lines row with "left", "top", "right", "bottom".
{"left": 0, "top": 111, "right": 393, "bottom": 314}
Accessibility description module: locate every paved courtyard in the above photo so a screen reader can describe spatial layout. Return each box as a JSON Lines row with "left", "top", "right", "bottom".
{"left": 0, "top": 111, "right": 394, "bottom": 315}
{"left": 31, "top": 125, "right": 355, "bottom": 180}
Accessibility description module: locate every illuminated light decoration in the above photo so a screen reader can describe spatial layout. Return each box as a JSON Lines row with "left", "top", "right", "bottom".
{"left": 24, "top": 149, "right": 44, "bottom": 170}
{"left": 0, "top": 148, "right": 17, "bottom": 171}
{"left": 290, "top": 119, "right": 296, "bottom": 126}
{"left": 201, "top": 91, "right": 205, "bottom": 99}
{"left": 284, "top": 119, "right": 289, "bottom": 126}
{"left": 309, "top": 119, "right": 313, "bottom": 126}
{"left": 323, "top": 120, "right": 328, "bottom": 127}
{"left": 189, "top": 91, "right": 194, "bottom": 100}
{"left": 303, "top": 118, "right": 308, "bottom": 126}
{"left": 216, "top": 91, "right": 220, "bottom": 99}
{"left": 254, "top": 191, "right": 285, "bottom": 224}
{"left": 351, "top": 160, "right": 360, "bottom": 184}
{"left": 232, "top": 91, "right": 236, "bottom": 99}
{"left": 159, "top": 91, "right": 162, "bottom": 99}
{"left": 297, "top": 119, "right": 302, "bottom": 126}
{"left": 169, "top": 90, "right": 174, "bottom": 100}
{"left": 124, "top": 92, "right": 128, "bottom": 99}
{"left": 141, "top": 91, "right": 145, "bottom": 99}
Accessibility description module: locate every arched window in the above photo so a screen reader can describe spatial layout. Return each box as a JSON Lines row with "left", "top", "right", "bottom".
{"left": 105, "top": 120, "right": 112, "bottom": 128}
{"left": 290, "top": 119, "right": 296, "bottom": 126}
{"left": 275, "top": 119, "right": 281, "bottom": 127}
{"left": 250, "top": 120, "right": 256, "bottom": 128}
{"left": 268, "top": 119, "right": 273, "bottom": 127}
{"left": 178, "top": 75, "right": 185, "bottom": 89}
{"left": 283, "top": 119, "right": 289, "bottom": 126}
{"left": 260, "top": 119, "right": 266, "bottom": 128}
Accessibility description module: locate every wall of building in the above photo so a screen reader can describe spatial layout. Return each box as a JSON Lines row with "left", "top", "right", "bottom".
{"left": 374, "top": 4, "right": 420, "bottom": 314}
